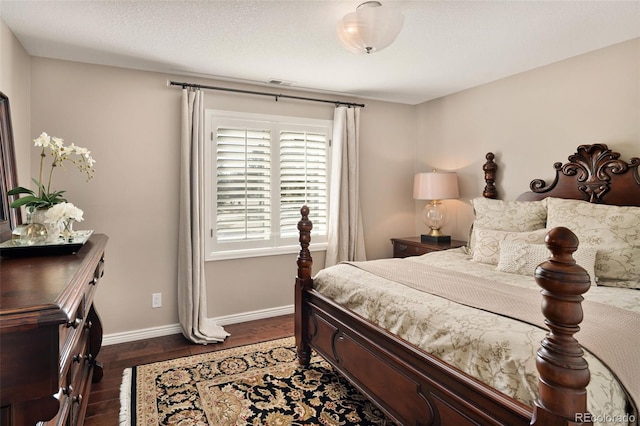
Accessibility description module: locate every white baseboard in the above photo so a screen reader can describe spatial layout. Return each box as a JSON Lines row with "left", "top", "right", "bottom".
{"left": 103, "top": 304, "right": 294, "bottom": 346}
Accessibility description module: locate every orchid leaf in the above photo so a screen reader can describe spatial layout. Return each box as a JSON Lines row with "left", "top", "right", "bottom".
{"left": 10, "top": 195, "right": 41, "bottom": 208}
{"left": 7, "top": 186, "right": 36, "bottom": 196}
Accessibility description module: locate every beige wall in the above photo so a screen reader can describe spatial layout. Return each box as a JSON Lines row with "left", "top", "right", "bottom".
{"left": 0, "top": 19, "right": 30, "bottom": 189}
{"left": 19, "top": 54, "right": 415, "bottom": 335}
{"left": 3, "top": 18, "right": 638, "bottom": 338}
{"left": 415, "top": 38, "right": 640, "bottom": 242}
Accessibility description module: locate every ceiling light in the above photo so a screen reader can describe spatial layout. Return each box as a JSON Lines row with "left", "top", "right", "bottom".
{"left": 336, "top": 1, "right": 404, "bottom": 54}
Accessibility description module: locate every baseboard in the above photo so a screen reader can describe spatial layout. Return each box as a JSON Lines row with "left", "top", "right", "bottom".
{"left": 103, "top": 304, "right": 294, "bottom": 346}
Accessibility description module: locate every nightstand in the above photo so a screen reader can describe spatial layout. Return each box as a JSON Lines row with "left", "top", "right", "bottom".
{"left": 391, "top": 236, "right": 466, "bottom": 258}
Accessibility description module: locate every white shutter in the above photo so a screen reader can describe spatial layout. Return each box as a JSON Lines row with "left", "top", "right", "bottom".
{"left": 207, "top": 110, "right": 331, "bottom": 258}
{"left": 279, "top": 130, "right": 328, "bottom": 238}
{"left": 216, "top": 127, "right": 271, "bottom": 241}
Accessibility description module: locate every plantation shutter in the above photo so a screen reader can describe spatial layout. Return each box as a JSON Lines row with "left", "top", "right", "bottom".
{"left": 280, "top": 130, "right": 328, "bottom": 238}
{"left": 216, "top": 127, "right": 271, "bottom": 241}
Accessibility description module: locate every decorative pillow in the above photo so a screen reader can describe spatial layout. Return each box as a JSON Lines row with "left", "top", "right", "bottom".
{"left": 469, "top": 198, "right": 547, "bottom": 256}
{"left": 497, "top": 241, "right": 598, "bottom": 286}
{"left": 472, "top": 228, "right": 548, "bottom": 265}
{"left": 546, "top": 197, "right": 640, "bottom": 289}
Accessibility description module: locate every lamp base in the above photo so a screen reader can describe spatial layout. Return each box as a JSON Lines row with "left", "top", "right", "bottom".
{"left": 421, "top": 234, "right": 451, "bottom": 244}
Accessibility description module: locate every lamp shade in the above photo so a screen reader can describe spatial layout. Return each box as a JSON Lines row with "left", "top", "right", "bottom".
{"left": 337, "top": 1, "right": 404, "bottom": 54}
{"left": 413, "top": 172, "right": 459, "bottom": 200}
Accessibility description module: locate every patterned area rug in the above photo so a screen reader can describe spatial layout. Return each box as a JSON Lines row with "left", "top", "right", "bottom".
{"left": 119, "top": 336, "right": 394, "bottom": 425}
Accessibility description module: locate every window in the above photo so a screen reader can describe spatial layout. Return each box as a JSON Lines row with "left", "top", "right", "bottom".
{"left": 205, "top": 110, "right": 331, "bottom": 260}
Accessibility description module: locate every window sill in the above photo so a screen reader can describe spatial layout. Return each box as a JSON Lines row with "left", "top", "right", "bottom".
{"left": 206, "top": 242, "right": 328, "bottom": 262}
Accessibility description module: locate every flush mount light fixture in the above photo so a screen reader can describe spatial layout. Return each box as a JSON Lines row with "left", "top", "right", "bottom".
{"left": 336, "top": 1, "right": 404, "bottom": 54}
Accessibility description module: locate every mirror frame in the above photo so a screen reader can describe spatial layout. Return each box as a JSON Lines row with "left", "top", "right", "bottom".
{"left": 0, "top": 92, "right": 21, "bottom": 242}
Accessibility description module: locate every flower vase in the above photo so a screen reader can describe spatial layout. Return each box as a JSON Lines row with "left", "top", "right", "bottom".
{"left": 31, "top": 207, "right": 60, "bottom": 243}
{"left": 21, "top": 208, "right": 48, "bottom": 245}
{"left": 61, "top": 219, "right": 74, "bottom": 242}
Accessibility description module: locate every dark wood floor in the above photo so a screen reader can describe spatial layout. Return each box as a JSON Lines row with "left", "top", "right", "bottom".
{"left": 84, "top": 314, "right": 294, "bottom": 425}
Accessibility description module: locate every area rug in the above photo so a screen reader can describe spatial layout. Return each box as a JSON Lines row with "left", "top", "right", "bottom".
{"left": 119, "top": 336, "right": 394, "bottom": 425}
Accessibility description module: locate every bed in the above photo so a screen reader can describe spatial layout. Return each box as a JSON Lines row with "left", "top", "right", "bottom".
{"left": 294, "top": 144, "right": 639, "bottom": 426}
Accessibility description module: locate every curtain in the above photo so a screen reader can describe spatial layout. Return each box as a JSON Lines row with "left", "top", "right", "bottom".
{"left": 178, "top": 88, "right": 229, "bottom": 343}
{"left": 325, "top": 106, "right": 367, "bottom": 267}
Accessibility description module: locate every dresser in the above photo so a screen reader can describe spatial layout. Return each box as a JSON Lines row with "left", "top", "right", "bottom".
{"left": 0, "top": 234, "right": 108, "bottom": 425}
{"left": 391, "top": 236, "right": 466, "bottom": 258}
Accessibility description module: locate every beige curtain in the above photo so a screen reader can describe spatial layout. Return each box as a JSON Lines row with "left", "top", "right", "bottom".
{"left": 325, "top": 106, "right": 366, "bottom": 267}
{"left": 178, "top": 88, "right": 229, "bottom": 343}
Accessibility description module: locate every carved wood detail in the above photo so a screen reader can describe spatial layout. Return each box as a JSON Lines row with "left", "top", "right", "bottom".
{"left": 532, "top": 227, "right": 592, "bottom": 426}
{"left": 519, "top": 144, "right": 640, "bottom": 206}
{"left": 482, "top": 152, "right": 498, "bottom": 199}
{"left": 295, "top": 205, "right": 313, "bottom": 366}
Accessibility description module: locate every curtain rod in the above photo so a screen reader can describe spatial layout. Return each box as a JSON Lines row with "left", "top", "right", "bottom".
{"left": 169, "top": 81, "right": 365, "bottom": 108}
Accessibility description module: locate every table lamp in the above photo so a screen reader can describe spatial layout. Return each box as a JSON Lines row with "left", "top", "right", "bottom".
{"left": 413, "top": 171, "right": 459, "bottom": 243}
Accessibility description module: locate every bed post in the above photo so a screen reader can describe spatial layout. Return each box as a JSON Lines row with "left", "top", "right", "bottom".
{"left": 483, "top": 152, "right": 498, "bottom": 199}
{"left": 295, "top": 205, "right": 313, "bottom": 366}
{"left": 531, "top": 226, "right": 592, "bottom": 426}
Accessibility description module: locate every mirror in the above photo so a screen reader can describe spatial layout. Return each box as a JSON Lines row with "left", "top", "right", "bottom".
{"left": 1, "top": 92, "right": 21, "bottom": 242}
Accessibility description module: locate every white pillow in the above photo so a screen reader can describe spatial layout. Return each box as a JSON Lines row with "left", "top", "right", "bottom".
{"left": 497, "top": 241, "right": 598, "bottom": 286}
{"left": 469, "top": 198, "right": 547, "bottom": 256}
{"left": 472, "top": 228, "right": 548, "bottom": 265}
{"left": 546, "top": 197, "right": 640, "bottom": 289}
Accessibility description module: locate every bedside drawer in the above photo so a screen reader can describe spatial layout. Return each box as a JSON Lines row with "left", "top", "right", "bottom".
{"left": 393, "top": 242, "right": 432, "bottom": 258}
{"left": 391, "top": 237, "right": 467, "bottom": 258}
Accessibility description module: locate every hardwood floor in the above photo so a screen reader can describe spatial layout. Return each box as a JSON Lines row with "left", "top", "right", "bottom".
{"left": 84, "top": 314, "right": 294, "bottom": 425}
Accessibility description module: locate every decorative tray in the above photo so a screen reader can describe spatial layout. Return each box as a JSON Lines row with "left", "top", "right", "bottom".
{"left": 0, "top": 230, "right": 94, "bottom": 257}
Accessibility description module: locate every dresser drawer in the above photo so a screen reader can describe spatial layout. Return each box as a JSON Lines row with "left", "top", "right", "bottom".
{"left": 59, "top": 303, "right": 85, "bottom": 379}
{"left": 67, "top": 334, "right": 92, "bottom": 426}
{"left": 45, "top": 382, "right": 70, "bottom": 426}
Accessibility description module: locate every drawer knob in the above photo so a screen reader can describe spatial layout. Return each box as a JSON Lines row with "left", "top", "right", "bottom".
{"left": 72, "top": 394, "right": 83, "bottom": 405}
{"left": 67, "top": 318, "right": 82, "bottom": 329}
{"left": 84, "top": 320, "right": 93, "bottom": 330}
{"left": 63, "top": 385, "right": 73, "bottom": 396}
{"left": 89, "top": 277, "right": 98, "bottom": 286}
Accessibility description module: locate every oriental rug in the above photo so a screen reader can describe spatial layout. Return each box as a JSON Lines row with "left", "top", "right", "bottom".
{"left": 119, "top": 336, "right": 394, "bottom": 425}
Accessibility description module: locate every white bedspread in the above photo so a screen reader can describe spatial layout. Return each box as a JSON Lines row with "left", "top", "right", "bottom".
{"left": 313, "top": 248, "right": 639, "bottom": 426}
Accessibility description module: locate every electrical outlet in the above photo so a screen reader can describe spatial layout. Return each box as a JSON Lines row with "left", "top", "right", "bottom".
{"left": 152, "top": 293, "right": 162, "bottom": 308}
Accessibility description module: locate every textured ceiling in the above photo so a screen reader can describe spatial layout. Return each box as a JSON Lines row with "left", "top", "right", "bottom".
{"left": 1, "top": 0, "right": 639, "bottom": 105}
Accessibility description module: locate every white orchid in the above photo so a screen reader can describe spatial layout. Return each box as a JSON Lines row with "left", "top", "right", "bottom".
{"left": 8, "top": 132, "right": 96, "bottom": 209}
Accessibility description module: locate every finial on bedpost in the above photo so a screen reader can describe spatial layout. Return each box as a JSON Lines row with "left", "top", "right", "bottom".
{"left": 295, "top": 205, "right": 313, "bottom": 366}
{"left": 531, "top": 227, "right": 592, "bottom": 426}
{"left": 483, "top": 152, "right": 498, "bottom": 199}
{"left": 297, "top": 205, "right": 313, "bottom": 282}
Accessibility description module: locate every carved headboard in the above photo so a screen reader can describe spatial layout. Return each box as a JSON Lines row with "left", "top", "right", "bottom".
{"left": 513, "top": 144, "right": 640, "bottom": 207}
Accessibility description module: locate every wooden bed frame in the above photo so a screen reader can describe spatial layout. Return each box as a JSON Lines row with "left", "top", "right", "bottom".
{"left": 294, "top": 144, "right": 640, "bottom": 426}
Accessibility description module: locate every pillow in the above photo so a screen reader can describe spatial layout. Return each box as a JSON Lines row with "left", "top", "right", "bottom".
{"left": 546, "top": 197, "right": 640, "bottom": 289}
{"left": 472, "top": 228, "right": 548, "bottom": 265}
{"left": 497, "top": 241, "right": 598, "bottom": 286}
{"left": 469, "top": 198, "right": 547, "bottom": 256}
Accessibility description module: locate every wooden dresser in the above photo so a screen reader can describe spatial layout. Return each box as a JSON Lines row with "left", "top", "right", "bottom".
{"left": 0, "top": 234, "right": 108, "bottom": 425}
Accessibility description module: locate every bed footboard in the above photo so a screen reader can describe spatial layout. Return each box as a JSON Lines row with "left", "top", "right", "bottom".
{"left": 295, "top": 206, "right": 593, "bottom": 426}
